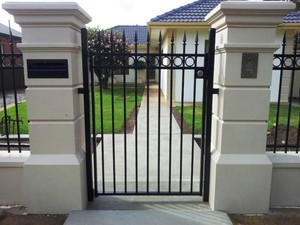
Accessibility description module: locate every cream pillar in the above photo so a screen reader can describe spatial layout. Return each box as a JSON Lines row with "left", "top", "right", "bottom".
{"left": 205, "top": 1, "right": 295, "bottom": 213}
{"left": 3, "top": 2, "right": 92, "bottom": 213}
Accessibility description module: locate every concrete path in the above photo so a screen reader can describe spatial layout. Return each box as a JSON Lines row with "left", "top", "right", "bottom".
{"left": 0, "top": 89, "right": 25, "bottom": 108}
{"left": 96, "top": 84, "right": 202, "bottom": 193}
{"left": 64, "top": 87, "right": 233, "bottom": 225}
{"left": 64, "top": 196, "right": 233, "bottom": 225}
{"left": 64, "top": 210, "right": 232, "bottom": 225}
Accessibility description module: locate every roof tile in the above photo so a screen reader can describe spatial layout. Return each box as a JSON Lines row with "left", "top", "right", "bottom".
{"left": 150, "top": 0, "right": 300, "bottom": 23}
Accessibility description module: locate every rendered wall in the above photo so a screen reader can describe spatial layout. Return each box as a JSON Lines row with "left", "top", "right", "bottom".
{"left": 268, "top": 152, "right": 300, "bottom": 207}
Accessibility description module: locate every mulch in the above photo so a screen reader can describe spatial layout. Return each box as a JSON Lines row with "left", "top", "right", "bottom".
{"left": 267, "top": 124, "right": 299, "bottom": 152}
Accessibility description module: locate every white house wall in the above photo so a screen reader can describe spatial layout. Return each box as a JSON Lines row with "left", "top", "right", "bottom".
{"left": 161, "top": 37, "right": 169, "bottom": 99}
{"left": 174, "top": 29, "right": 208, "bottom": 103}
{"left": 113, "top": 47, "right": 148, "bottom": 84}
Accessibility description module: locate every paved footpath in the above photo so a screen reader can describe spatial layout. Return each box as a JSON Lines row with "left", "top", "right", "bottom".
{"left": 96, "top": 84, "right": 201, "bottom": 193}
{"left": 64, "top": 86, "right": 233, "bottom": 225}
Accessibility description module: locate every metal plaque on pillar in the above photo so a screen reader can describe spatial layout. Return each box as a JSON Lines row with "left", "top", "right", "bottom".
{"left": 241, "top": 53, "right": 258, "bottom": 79}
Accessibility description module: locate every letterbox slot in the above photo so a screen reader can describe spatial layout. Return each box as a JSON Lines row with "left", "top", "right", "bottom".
{"left": 27, "top": 59, "right": 68, "bottom": 79}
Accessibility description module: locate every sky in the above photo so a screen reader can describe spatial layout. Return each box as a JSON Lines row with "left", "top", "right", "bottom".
{"left": 0, "top": 0, "right": 196, "bottom": 31}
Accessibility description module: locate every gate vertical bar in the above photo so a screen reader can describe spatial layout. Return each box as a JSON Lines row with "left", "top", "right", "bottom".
{"left": 122, "top": 30, "right": 128, "bottom": 193}
{"left": 191, "top": 32, "right": 199, "bottom": 193}
{"left": 168, "top": 31, "right": 175, "bottom": 193}
{"left": 157, "top": 31, "right": 162, "bottom": 192}
{"left": 89, "top": 55, "right": 97, "bottom": 197}
{"left": 274, "top": 32, "right": 286, "bottom": 153}
{"left": 110, "top": 31, "right": 116, "bottom": 193}
{"left": 89, "top": 48, "right": 98, "bottom": 196}
{"left": 97, "top": 31, "right": 105, "bottom": 194}
{"left": 200, "top": 33, "right": 208, "bottom": 195}
{"left": 81, "top": 27, "right": 94, "bottom": 201}
{"left": 146, "top": 32, "right": 150, "bottom": 193}
{"left": 134, "top": 32, "right": 139, "bottom": 193}
{"left": 203, "top": 28, "right": 216, "bottom": 202}
{"left": 179, "top": 32, "right": 187, "bottom": 193}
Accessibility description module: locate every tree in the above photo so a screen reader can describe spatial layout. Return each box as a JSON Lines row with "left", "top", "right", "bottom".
{"left": 87, "top": 27, "right": 131, "bottom": 88}
{"left": 291, "top": 0, "right": 300, "bottom": 11}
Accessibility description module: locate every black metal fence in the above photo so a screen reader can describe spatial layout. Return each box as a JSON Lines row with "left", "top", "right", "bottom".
{"left": 81, "top": 28, "right": 216, "bottom": 201}
{"left": 267, "top": 32, "right": 300, "bottom": 153}
{"left": 0, "top": 31, "right": 28, "bottom": 152}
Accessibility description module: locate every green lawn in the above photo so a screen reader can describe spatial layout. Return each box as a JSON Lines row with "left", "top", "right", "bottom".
{"left": 175, "top": 105, "right": 203, "bottom": 133}
{"left": 175, "top": 103, "right": 300, "bottom": 133}
{"left": 0, "top": 102, "right": 28, "bottom": 134}
{"left": 267, "top": 103, "right": 300, "bottom": 129}
{"left": 93, "top": 85, "right": 144, "bottom": 133}
{"left": 0, "top": 85, "right": 144, "bottom": 134}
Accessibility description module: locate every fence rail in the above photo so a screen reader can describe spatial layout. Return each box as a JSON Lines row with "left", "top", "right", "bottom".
{"left": 0, "top": 30, "right": 28, "bottom": 153}
{"left": 267, "top": 32, "right": 300, "bottom": 153}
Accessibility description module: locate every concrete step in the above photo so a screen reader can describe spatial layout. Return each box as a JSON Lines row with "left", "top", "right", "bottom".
{"left": 64, "top": 209, "right": 233, "bottom": 225}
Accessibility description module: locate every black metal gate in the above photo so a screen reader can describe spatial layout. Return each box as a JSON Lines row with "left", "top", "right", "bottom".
{"left": 80, "top": 28, "right": 216, "bottom": 202}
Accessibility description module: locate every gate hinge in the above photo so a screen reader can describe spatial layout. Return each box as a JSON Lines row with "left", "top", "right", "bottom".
{"left": 78, "top": 87, "right": 84, "bottom": 94}
{"left": 212, "top": 88, "right": 219, "bottom": 95}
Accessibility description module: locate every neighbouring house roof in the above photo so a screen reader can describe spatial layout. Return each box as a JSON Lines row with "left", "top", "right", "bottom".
{"left": 0, "top": 23, "right": 22, "bottom": 38}
{"left": 150, "top": 0, "right": 223, "bottom": 23}
{"left": 150, "top": 0, "right": 300, "bottom": 24}
{"left": 111, "top": 25, "right": 148, "bottom": 45}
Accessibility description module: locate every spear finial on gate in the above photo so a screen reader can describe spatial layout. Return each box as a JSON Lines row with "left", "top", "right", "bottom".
{"left": 110, "top": 29, "right": 114, "bottom": 45}
{"left": 195, "top": 31, "right": 199, "bottom": 44}
{"left": 159, "top": 31, "right": 162, "bottom": 44}
{"left": 283, "top": 32, "right": 287, "bottom": 47}
{"left": 134, "top": 31, "right": 138, "bottom": 43}
{"left": 293, "top": 31, "right": 299, "bottom": 55}
{"left": 122, "top": 30, "right": 126, "bottom": 42}
{"left": 158, "top": 31, "right": 162, "bottom": 54}
{"left": 183, "top": 31, "right": 187, "bottom": 44}
{"left": 171, "top": 31, "right": 174, "bottom": 43}
{"left": 97, "top": 31, "right": 101, "bottom": 53}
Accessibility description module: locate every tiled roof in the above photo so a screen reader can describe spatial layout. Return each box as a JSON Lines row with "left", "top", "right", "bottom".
{"left": 150, "top": 0, "right": 300, "bottom": 24}
{"left": 0, "top": 23, "right": 22, "bottom": 38}
{"left": 150, "top": 0, "right": 223, "bottom": 23}
{"left": 283, "top": 11, "right": 300, "bottom": 23}
{"left": 111, "top": 25, "right": 148, "bottom": 45}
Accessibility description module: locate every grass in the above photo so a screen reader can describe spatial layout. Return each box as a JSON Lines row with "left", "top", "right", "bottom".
{"left": 93, "top": 85, "right": 144, "bottom": 133}
{"left": 267, "top": 103, "right": 300, "bottom": 129}
{"left": 175, "top": 103, "right": 300, "bottom": 133}
{"left": 0, "top": 102, "right": 28, "bottom": 134}
{"left": 0, "top": 85, "right": 144, "bottom": 134}
{"left": 175, "top": 105, "right": 203, "bottom": 133}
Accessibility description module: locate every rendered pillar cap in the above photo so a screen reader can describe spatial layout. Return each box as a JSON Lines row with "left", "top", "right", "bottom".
{"left": 2, "top": 2, "right": 92, "bottom": 27}
{"left": 205, "top": 1, "right": 295, "bottom": 28}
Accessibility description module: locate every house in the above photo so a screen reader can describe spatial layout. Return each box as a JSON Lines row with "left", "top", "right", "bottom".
{"left": 111, "top": 25, "right": 155, "bottom": 84}
{"left": 0, "top": 23, "right": 24, "bottom": 90}
{"left": 0, "top": 23, "right": 21, "bottom": 54}
{"left": 147, "top": 0, "right": 300, "bottom": 103}
{"left": 110, "top": 0, "right": 299, "bottom": 103}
